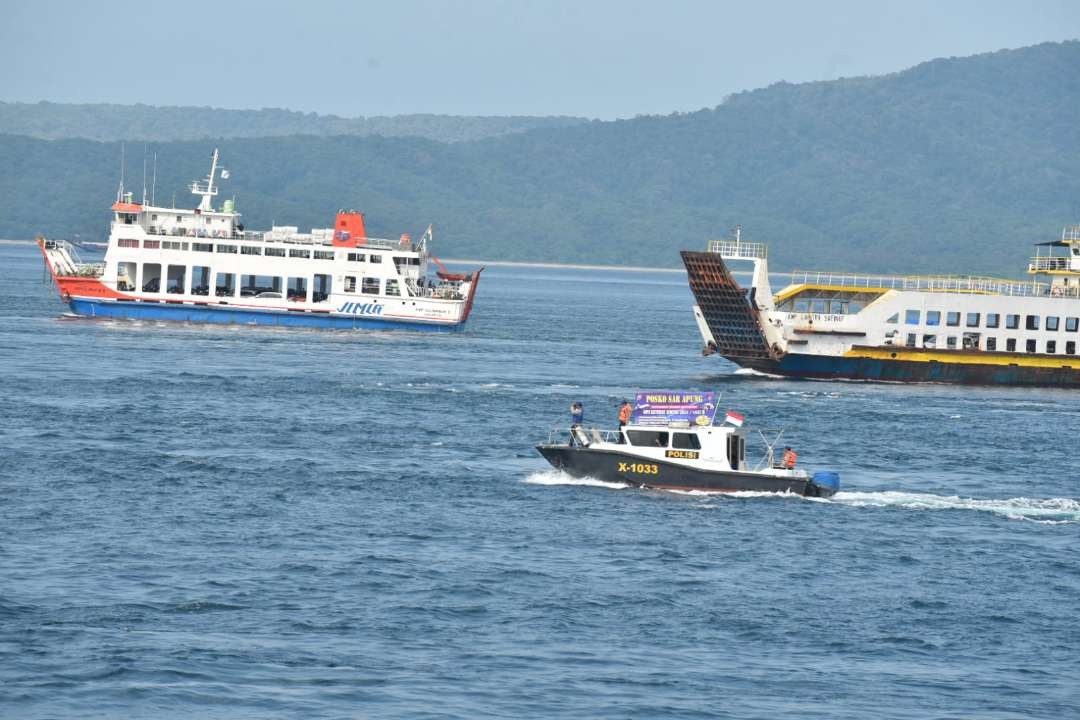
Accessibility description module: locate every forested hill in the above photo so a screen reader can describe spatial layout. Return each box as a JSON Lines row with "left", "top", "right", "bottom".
{"left": 0, "top": 102, "right": 590, "bottom": 143}
{"left": 3, "top": 41, "right": 1079, "bottom": 275}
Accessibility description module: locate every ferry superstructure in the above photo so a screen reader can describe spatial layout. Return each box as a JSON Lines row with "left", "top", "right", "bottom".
{"left": 681, "top": 225, "right": 1080, "bottom": 386}
{"left": 39, "top": 149, "right": 482, "bottom": 332}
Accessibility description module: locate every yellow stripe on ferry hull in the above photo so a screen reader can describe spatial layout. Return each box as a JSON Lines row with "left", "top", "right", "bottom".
{"left": 844, "top": 346, "right": 1080, "bottom": 369}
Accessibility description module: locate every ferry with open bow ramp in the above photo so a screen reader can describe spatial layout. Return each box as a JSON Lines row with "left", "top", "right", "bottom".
{"left": 536, "top": 391, "right": 839, "bottom": 497}
{"left": 39, "top": 149, "right": 482, "bottom": 331}
{"left": 681, "top": 224, "right": 1080, "bottom": 386}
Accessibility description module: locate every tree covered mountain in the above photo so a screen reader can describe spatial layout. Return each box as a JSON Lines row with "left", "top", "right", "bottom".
{"left": 0, "top": 102, "right": 590, "bottom": 143}
{"left": 2, "top": 41, "right": 1078, "bottom": 275}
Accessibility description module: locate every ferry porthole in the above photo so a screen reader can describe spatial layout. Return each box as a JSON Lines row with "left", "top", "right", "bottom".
{"left": 890, "top": 352, "right": 897, "bottom": 358}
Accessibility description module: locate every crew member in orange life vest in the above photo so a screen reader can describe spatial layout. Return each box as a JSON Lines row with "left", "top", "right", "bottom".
{"left": 782, "top": 446, "right": 798, "bottom": 469}
{"left": 618, "top": 401, "right": 632, "bottom": 427}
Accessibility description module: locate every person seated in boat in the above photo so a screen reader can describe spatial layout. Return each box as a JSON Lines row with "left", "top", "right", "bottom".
{"left": 781, "top": 446, "right": 798, "bottom": 469}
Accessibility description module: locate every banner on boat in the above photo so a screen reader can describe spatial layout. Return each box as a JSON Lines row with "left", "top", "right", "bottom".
{"left": 631, "top": 391, "right": 718, "bottom": 427}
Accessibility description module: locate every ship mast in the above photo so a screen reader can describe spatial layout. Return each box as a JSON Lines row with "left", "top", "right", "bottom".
{"left": 190, "top": 148, "right": 220, "bottom": 211}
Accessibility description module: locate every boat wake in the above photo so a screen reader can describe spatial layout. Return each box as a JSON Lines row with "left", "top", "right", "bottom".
{"left": 825, "top": 491, "right": 1080, "bottom": 524}
{"left": 525, "top": 471, "right": 1079, "bottom": 523}
{"left": 524, "top": 470, "right": 626, "bottom": 490}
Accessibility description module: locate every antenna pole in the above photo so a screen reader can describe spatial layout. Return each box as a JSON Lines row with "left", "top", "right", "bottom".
{"left": 151, "top": 152, "right": 157, "bottom": 206}
{"left": 117, "top": 142, "right": 126, "bottom": 202}
{"left": 141, "top": 144, "right": 148, "bottom": 205}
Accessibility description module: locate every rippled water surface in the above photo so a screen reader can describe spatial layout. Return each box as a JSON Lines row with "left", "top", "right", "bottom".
{"left": 2, "top": 243, "right": 1079, "bottom": 718}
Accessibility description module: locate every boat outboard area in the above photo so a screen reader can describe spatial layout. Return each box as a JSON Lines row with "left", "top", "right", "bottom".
{"left": 535, "top": 391, "right": 840, "bottom": 497}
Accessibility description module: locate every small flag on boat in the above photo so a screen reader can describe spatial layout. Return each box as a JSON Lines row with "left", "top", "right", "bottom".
{"left": 724, "top": 410, "right": 745, "bottom": 427}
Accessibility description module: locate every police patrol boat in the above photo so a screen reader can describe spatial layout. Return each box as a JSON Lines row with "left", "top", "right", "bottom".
{"left": 535, "top": 391, "right": 840, "bottom": 497}
{"left": 682, "top": 223, "right": 1080, "bottom": 386}
{"left": 38, "top": 149, "right": 482, "bottom": 331}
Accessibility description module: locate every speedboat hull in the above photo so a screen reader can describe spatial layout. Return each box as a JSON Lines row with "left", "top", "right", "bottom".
{"left": 536, "top": 445, "right": 836, "bottom": 497}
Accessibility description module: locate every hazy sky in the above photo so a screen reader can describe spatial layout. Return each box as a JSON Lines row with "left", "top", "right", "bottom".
{"left": 4, "top": 0, "right": 1078, "bottom": 118}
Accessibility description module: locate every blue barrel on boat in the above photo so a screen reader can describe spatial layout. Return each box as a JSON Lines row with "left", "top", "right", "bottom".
{"left": 812, "top": 471, "right": 840, "bottom": 493}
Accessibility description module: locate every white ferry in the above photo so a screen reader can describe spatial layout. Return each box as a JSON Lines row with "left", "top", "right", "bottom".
{"left": 39, "top": 149, "right": 482, "bottom": 332}
{"left": 681, "top": 224, "right": 1080, "bottom": 386}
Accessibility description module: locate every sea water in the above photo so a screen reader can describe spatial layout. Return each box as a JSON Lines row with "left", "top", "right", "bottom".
{"left": 1, "top": 243, "right": 1078, "bottom": 718}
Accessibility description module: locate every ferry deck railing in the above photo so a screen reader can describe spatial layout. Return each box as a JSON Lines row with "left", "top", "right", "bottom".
{"left": 788, "top": 270, "right": 1049, "bottom": 298}
{"left": 707, "top": 240, "right": 768, "bottom": 259}
{"left": 547, "top": 427, "right": 624, "bottom": 446}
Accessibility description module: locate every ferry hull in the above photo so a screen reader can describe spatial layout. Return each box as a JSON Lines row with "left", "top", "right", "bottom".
{"left": 536, "top": 445, "right": 834, "bottom": 496}
{"left": 67, "top": 297, "right": 466, "bottom": 332}
{"left": 739, "top": 351, "right": 1080, "bottom": 387}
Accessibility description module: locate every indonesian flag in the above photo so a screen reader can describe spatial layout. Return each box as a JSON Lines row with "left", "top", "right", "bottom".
{"left": 724, "top": 410, "right": 745, "bottom": 427}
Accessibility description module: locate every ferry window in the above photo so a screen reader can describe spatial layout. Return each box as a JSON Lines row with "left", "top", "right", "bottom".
{"left": 966, "top": 313, "right": 980, "bottom": 327}
{"left": 194, "top": 242, "right": 213, "bottom": 252}
{"left": 627, "top": 430, "right": 669, "bottom": 448}
{"left": 116, "top": 262, "right": 136, "bottom": 291}
{"left": 264, "top": 247, "right": 286, "bottom": 257}
{"left": 166, "top": 265, "right": 186, "bottom": 294}
{"left": 794, "top": 299, "right": 810, "bottom": 313}
{"left": 886, "top": 313, "right": 899, "bottom": 324}
{"left": 287, "top": 277, "right": 308, "bottom": 302}
{"left": 1046, "top": 316, "right": 1060, "bottom": 331}
{"left": 151, "top": 214, "right": 158, "bottom": 221}
{"left": 289, "top": 248, "right": 311, "bottom": 259}
{"left": 312, "top": 274, "right": 332, "bottom": 302}
{"left": 314, "top": 250, "right": 335, "bottom": 260}
{"left": 240, "top": 274, "right": 281, "bottom": 296}
{"left": 347, "top": 252, "right": 366, "bottom": 262}
{"left": 143, "top": 240, "right": 160, "bottom": 250}
{"left": 143, "top": 264, "right": 162, "bottom": 293}
{"left": 926, "top": 311, "right": 940, "bottom": 326}
{"left": 986, "top": 313, "right": 1000, "bottom": 328}
{"left": 962, "top": 332, "right": 980, "bottom": 350}
{"left": 905, "top": 333, "right": 917, "bottom": 347}
{"left": 1026, "top": 315, "right": 1040, "bottom": 330}
{"left": 1006, "top": 314, "right": 1020, "bottom": 329}
{"left": 362, "top": 278, "right": 380, "bottom": 295}
{"left": 369, "top": 254, "right": 383, "bottom": 264}
{"left": 216, "top": 244, "right": 237, "bottom": 254}
{"left": 344, "top": 276, "right": 357, "bottom": 293}
{"left": 241, "top": 245, "right": 262, "bottom": 256}
{"left": 191, "top": 266, "right": 210, "bottom": 296}
{"left": 922, "top": 334, "right": 937, "bottom": 348}
{"left": 905, "top": 310, "right": 920, "bottom": 325}
{"left": 1047, "top": 340, "right": 1057, "bottom": 354}
{"left": 829, "top": 300, "right": 845, "bottom": 314}
{"left": 946, "top": 312, "right": 960, "bottom": 327}
{"left": 811, "top": 299, "right": 826, "bottom": 314}
{"left": 215, "top": 272, "right": 235, "bottom": 297}
{"left": 672, "top": 433, "right": 701, "bottom": 450}
{"left": 1026, "top": 339, "right": 1037, "bottom": 353}
{"left": 1067, "top": 317, "right": 1079, "bottom": 332}
{"left": 986, "top": 337, "right": 997, "bottom": 351}
{"left": 1068, "top": 341, "right": 1076, "bottom": 355}
{"left": 1006, "top": 338, "right": 1016, "bottom": 352}
{"left": 848, "top": 300, "right": 865, "bottom": 313}
{"left": 386, "top": 279, "right": 401, "bottom": 297}
{"left": 118, "top": 238, "right": 139, "bottom": 248}
{"left": 946, "top": 336, "right": 957, "bottom": 349}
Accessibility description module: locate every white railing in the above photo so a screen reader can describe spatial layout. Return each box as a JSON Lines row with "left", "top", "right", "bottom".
{"left": 1063, "top": 225, "right": 1080, "bottom": 242}
{"left": 1029, "top": 256, "right": 1072, "bottom": 272}
{"left": 788, "top": 270, "right": 1047, "bottom": 297}
{"left": 707, "top": 239, "right": 767, "bottom": 259}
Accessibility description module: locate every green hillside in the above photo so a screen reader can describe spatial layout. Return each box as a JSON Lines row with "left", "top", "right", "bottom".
{"left": 2, "top": 41, "right": 1078, "bottom": 275}
{"left": 0, "top": 102, "right": 590, "bottom": 143}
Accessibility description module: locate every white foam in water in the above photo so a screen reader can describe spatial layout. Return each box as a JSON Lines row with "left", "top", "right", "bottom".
{"left": 524, "top": 469, "right": 626, "bottom": 490}
{"left": 829, "top": 491, "right": 1080, "bottom": 524}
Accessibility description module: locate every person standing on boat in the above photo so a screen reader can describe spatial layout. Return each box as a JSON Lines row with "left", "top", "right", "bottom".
{"left": 782, "top": 446, "right": 798, "bottom": 469}
{"left": 618, "top": 401, "right": 632, "bottom": 428}
{"left": 571, "top": 402, "right": 584, "bottom": 427}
